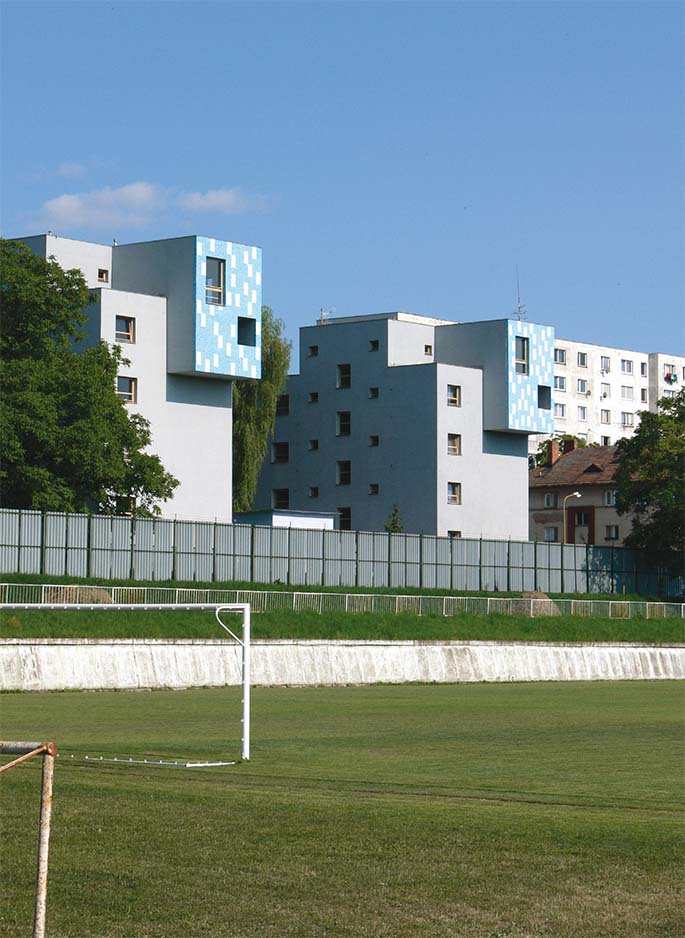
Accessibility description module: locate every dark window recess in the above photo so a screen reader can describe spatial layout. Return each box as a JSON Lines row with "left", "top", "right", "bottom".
{"left": 576, "top": 511, "right": 590, "bottom": 526}
{"left": 424, "top": 344, "right": 432, "bottom": 355}
{"left": 369, "top": 483, "right": 379, "bottom": 495}
{"left": 369, "top": 339, "right": 379, "bottom": 351}
{"left": 369, "top": 387, "right": 379, "bottom": 399}
{"left": 338, "top": 507, "right": 351, "bottom": 530}
{"left": 272, "top": 442, "right": 289, "bottom": 463}
{"left": 448, "top": 530, "right": 462, "bottom": 539}
{"left": 308, "top": 391, "right": 319, "bottom": 403}
{"left": 336, "top": 461, "right": 351, "bottom": 485}
{"left": 308, "top": 439, "right": 319, "bottom": 451}
{"left": 537, "top": 385, "right": 552, "bottom": 410}
{"left": 238, "top": 317, "right": 256, "bottom": 347}
{"left": 308, "top": 345, "right": 319, "bottom": 357}
{"left": 308, "top": 486, "right": 319, "bottom": 498}
{"left": 337, "top": 411, "right": 351, "bottom": 436}
{"left": 276, "top": 394, "right": 289, "bottom": 416}
{"left": 205, "top": 257, "right": 225, "bottom": 305}
{"left": 369, "top": 435, "right": 379, "bottom": 447}
{"left": 115, "top": 316, "right": 135, "bottom": 343}
{"left": 116, "top": 376, "right": 137, "bottom": 403}
{"left": 272, "top": 489, "right": 289, "bottom": 509}
{"left": 98, "top": 268, "right": 109, "bottom": 283}
{"left": 337, "top": 363, "right": 351, "bottom": 388}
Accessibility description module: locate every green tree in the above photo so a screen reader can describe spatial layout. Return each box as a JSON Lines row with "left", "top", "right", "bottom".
{"left": 384, "top": 504, "right": 404, "bottom": 533}
{"left": 614, "top": 388, "right": 685, "bottom": 559}
{"left": 0, "top": 239, "right": 178, "bottom": 515}
{"left": 529, "top": 433, "right": 589, "bottom": 469}
{"left": 232, "top": 306, "right": 291, "bottom": 512}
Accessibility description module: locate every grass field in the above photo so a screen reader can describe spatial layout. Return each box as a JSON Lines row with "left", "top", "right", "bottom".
{"left": 1, "top": 681, "right": 683, "bottom": 937}
{"left": 2, "top": 607, "right": 684, "bottom": 643}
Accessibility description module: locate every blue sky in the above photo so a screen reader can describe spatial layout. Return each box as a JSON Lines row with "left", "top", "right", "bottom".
{"left": 2, "top": 1, "right": 682, "bottom": 368}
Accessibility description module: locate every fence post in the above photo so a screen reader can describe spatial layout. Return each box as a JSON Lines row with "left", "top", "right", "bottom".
{"left": 286, "top": 526, "right": 291, "bottom": 586}
{"left": 355, "top": 530, "right": 359, "bottom": 588}
{"left": 561, "top": 543, "right": 565, "bottom": 595}
{"left": 212, "top": 521, "right": 217, "bottom": 583}
{"left": 250, "top": 525, "right": 256, "bottom": 584}
{"left": 610, "top": 542, "right": 615, "bottom": 594}
{"left": 506, "top": 538, "right": 511, "bottom": 592}
{"left": 387, "top": 532, "right": 392, "bottom": 588}
{"left": 585, "top": 540, "right": 590, "bottom": 593}
{"left": 478, "top": 536, "right": 483, "bottom": 592}
{"left": 86, "top": 514, "right": 93, "bottom": 579}
{"left": 171, "top": 519, "right": 177, "bottom": 582}
{"left": 534, "top": 538, "right": 538, "bottom": 592}
{"left": 321, "top": 529, "right": 327, "bottom": 587}
{"left": 450, "top": 535, "right": 455, "bottom": 592}
{"left": 64, "top": 513, "right": 69, "bottom": 577}
{"left": 129, "top": 516, "right": 136, "bottom": 581}
{"left": 39, "top": 511, "right": 46, "bottom": 576}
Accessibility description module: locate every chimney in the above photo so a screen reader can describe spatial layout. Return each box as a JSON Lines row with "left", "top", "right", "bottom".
{"left": 562, "top": 438, "right": 577, "bottom": 455}
{"left": 548, "top": 439, "right": 561, "bottom": 466}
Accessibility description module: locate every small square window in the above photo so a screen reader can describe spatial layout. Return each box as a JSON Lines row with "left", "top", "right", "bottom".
{"left": 308, "top": 391, "right": 319, "bottom": 403}
{"left": 515, "top": 336, "right": 529, "bottom": 374}
{"left": 271, "top": 442, "right": 289, "bottom": 464}
{"left": 206, "top": 257, "right": 225, "bottom": 305}
{"left": 369, "top": 483, "right": 379, "bottom": 495}
{"left": 538, "top": 385, "right": 551, "bottom": 409}
{"left": 605, "top": 490, "right": 617, "bottom": 507}
{"left": 621, "top": 412, "right": 634, "bottom": 427}
{"left": 447, "top": 384, "right": 461, "bottom": 406}
{"left": 601, "top": 383, "right": 610, "bottom": 398}
{"left": 600, "top": 356, "right": 611, "bottom": 372}
{"left": 337, "top": 411, "right": 351, "bottom": 436}
{"left": 116, "top": 376, "right": 137, "bottom": 403}
{"left": 369, "top": 434, "right": 379, "bottom": 447}
{"left": 544, "top": 493, "right": 559, "bottom": 508}
{"left": 308, "top": 439, "right": 319, "bottom": 451}
{"left": 276, "top": 394, "right": 289, "bottom": 416}
{"left": 605, "top": 525, "right": 619, "bottom": 541}
{"left": 554, "top": 348, "right": 566, "bottom": 364}
{"left": 576, "top": 511, "right": 590, "bottom": 526}
{"left": 577, "top": 352, "right": 588, "bottom": 368}
{"left": 621, "top": 386, "right": 634, "bottom": 400}
{"left": 641, "top": 362, "right": 648, "bottom": 377}
{"left": 577, "top": 379, "right": 588, "bottom": 393}
{"left": 424, "top": 344, "right": 433, "bottom": 355}
{"left": 336, "top": 363, "right": 351, "bottom": 388}
{"left": 336, "top": 460, "right": 351, "bottom": 485}
{"left": 308, "top": 486, "right": 319, "bottom": 498}
{"left": 601, "top": 436, "right": 610, "bottom": 446}
{"left": 554, "top": 403, "right": 566, "bottom": 418}
{"left": 369, "top": 339, "right": 379, "bottom": 351}
{"left": 578, "top": 406, "right": 587, "bottom": 421}
{"left": 308, "top": 345, "right": 319, "bottom": 357}
{"left": 621, "top": 359, "right": 633, "bottom": 374}
{"left": 338, "top": 506, "right": 351, "bottom": 530}
{"left": 640, "top": 388, "right": 648, "bottom": 403}
{"left": 544, "top": 526, "right": 559, "bottom": 542}
{"left": 447, "top": 433, "right": 461, "bottom": 455}
{"left": 448, "top": 530, "right": 462, "bottom": 539}
{"left": 447, "top": 481, "right": 461, "bottom": 505}
{"left": 369, "top": 387, "right": 379, "bottom": 399}
{"left": 238, "top": 317, "right": 256, "bottom": 347}
{"left": 554, "top": 376, "right": 566, "bottom": 391}
{"left": 272, "top": 488, "right": 289, "bottom": 509}
{"left": 115, "top": 316, "right": 135, "bottom": 343}
{"left": 98, "top": 268, "right": 109, "bottom": 283}
{"left": 601, "top": 409, "right": 611, "bottom": 424}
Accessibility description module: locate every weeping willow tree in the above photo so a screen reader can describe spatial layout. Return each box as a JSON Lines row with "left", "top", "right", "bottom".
{"left": 232, "top": 306, "right": 291, "bottom": 512}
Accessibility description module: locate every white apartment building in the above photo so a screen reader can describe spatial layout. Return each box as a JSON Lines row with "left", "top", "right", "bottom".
{"left": 21, "top": 233, "right": 263, "bottom": 522}
{"left": 529, "top": 338, "right": 684, "bottom": 453}
{"left": 255, "top": 312, "right": 555, "bottom": 538}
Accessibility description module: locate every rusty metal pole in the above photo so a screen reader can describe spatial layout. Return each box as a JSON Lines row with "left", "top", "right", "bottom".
{"left": 34, "top": 743, "right": 57, "bottom": 938}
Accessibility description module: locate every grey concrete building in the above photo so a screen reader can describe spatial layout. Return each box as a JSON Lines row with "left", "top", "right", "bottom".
{"left": 21, "top": 233, "right": 262, "bottom": 522}
{"left": 255, "top": 312, "right": 555, "bottom": 538}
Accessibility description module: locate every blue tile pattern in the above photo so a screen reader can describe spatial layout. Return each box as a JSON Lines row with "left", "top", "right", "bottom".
{"left": 194, "top": 237, "right": 262, "bottom": 379}
{"left": 506, "top": 320, "right": 555, "bottom": 432}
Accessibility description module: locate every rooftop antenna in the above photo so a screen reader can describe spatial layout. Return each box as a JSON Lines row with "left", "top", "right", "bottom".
{"left": 515, "top": 266, "right": 527, "bottom": 321}
{"left": 317, "top": 307, "right": 335, "bottom": 325}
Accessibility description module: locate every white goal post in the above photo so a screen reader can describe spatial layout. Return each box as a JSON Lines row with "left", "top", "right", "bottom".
{"left": 0, "top": 603, "right": 251, "bottom": 763}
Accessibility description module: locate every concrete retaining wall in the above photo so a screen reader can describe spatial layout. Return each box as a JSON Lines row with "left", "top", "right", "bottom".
{"left": 1, "top": 639, "right": 683, "bottom": 692}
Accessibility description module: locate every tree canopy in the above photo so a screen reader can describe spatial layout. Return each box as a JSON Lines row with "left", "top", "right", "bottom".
{"left": 614, "top": 389, "right": 685, "bottom": 559}
{"left": 0, "top": 239, "right": 178, "bottom": 515}
{"left": 232, "top": 306, "right": 291, "bottom": 512}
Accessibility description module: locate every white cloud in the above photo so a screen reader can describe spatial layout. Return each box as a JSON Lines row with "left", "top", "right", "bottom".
{"left": 36, "top": 182, "right": 164, "bottom": 230}
{"left": 177, "top": 187, "right": 266, "bottom": 214}
{"left": 57, "top": 162, "right": 86, "bottom": 178}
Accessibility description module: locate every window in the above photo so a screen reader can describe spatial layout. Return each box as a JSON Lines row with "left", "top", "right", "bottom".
{"left": 554, "top": 376, "right": 566, "bottom": 391}
{"left": 205, "top": 257, "right": 225, "bottom": 305}
{"left": 621, "top": 412, "right": 634, "bottom": 427}
{"left": 447, "top": 481, "right": 462, "bottom": 505}
{"left": 600, "top": 356, "right": 611, "bottom": 372}
{"left": 271, "top": 442, "right": 289, "bottom": 464}
{"left": 369, "top": 434, "right": 379, "bottom": 447}
{"left": 554, "top": 403, "right": 566, "bottom": 418}
{"left": 601, "top": 409, "right": 611, "bottom": 424}
{"left": 578, "top": 406, "right": 587, "bottom": 421}
{"left": 577, "top": 352, "right": 588, "bottom": 367}
{"left": 276, "top": 394, "right": 289, "bottom": 416}
{"left": 538, "top": 385, "right": 552, "bottom": 409}
{"left": 308, "top": 345, "right": 319, "bottom": 357}
{"left": 601, "top": 382, "right": 610, "bottom": 398}
{"left": 640, "top": 388, "right": 648, "bottom": 403}
{"left": 605, "top": 525, "right": 619, "bottom": 541}
{"left": 447, "top": 384, "right": 461, "bottom": 406}
{"left": 116, "top": 376, "right": 137, "bottom": 403}
{"left": 514, "top": 336, "right": 529, "bottom": 374}
{"left": 308, "top": 391, "right": 319, "bottom": 403}
{"left": 336, "top": 411, "right": 351, "bottom": 436}
{"left": 605, "top": 490, "right": 617, "bottom": 506}
{"left": 448, "top": 530, "right": 462, "bottom": 539}
{"left": 544, "top": 493, "right": 559, "bottom": 508}
{"left": 621, "top": 386, "right": 634, "bottom": 400}
{"left": 369, "top": 386, "right": 379, "bottom": 399}
{"left": 664, "top": 363, "right": 675, "bottom": 376}
{"left": 577, "top": 379, "right": 588, "bottom": 394}
{"left": 447, "top": 433, "right": 462, "bottom": 455}
{"left": 337, "top": 507, "right": 351, "bottom": 530}
{"left": 601, "top": 436, "right": 610, "bottom": 446}
{"left": 663, "top": 389, "right": 676, "bottom": 399}
{"left": 641, "top": 362, "right": 648, "bottom": 377}
{"left": 237, "top": 317, "right": 256, "bottom": 347}
{"left": 272, "top": 489, "right": 289, "bottom": 509}
{"left": 369, "top": 339, "right": 379, "bottom": 351}
{"left": 554, "top": 348, "right": 566, "bottom": 365}
{"left": 336, "top": 363, "right": 351, "bottom": 388}
{"left": 424, "top": 344, "right": 433, "bottom": 355}
{"left": 308, "top": 439, "right": 319, "bottom": 451}
{"left": 336, "top": 461, "right": 351, "bottom": 485}
{"left": 115, "top": 316, "right": 135, "bottom": 343}
{"left": 544, "top": 526, "right": 559, "bottom": 542}
{"left": 621, "top": 359, "right": 633, "bottom": 374}
{"left": 576, "top": 511, "right": 590, "bottom": 526}
{"left": 308, "top": 486, "right": 319, "bottom": 498}
{"left": 369, "top": 483, "right": 379, "bottom": 495}
{"left": 98, "top": 268, "right": 109, "bottom": 283}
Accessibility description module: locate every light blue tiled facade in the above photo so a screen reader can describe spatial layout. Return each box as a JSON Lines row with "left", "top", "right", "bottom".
{"left": 194, "top": 236, "right": 262, "bottom": 379}
{"left": 506, "top": 320, "right": 555, "bottom": 433}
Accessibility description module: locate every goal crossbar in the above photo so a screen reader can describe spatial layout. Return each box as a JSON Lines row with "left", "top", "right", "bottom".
{"left": 0, "top": 602, "right": 251, "bottom": 763}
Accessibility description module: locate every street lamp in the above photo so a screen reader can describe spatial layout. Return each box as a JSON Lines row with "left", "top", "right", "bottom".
{"left": 562, "top": 491, "right": 582, "bottom": 544}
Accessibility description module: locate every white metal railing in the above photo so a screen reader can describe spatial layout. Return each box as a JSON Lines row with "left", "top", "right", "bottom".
{"left": 0, "top": 583, "right": 683, "bottom": 619}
